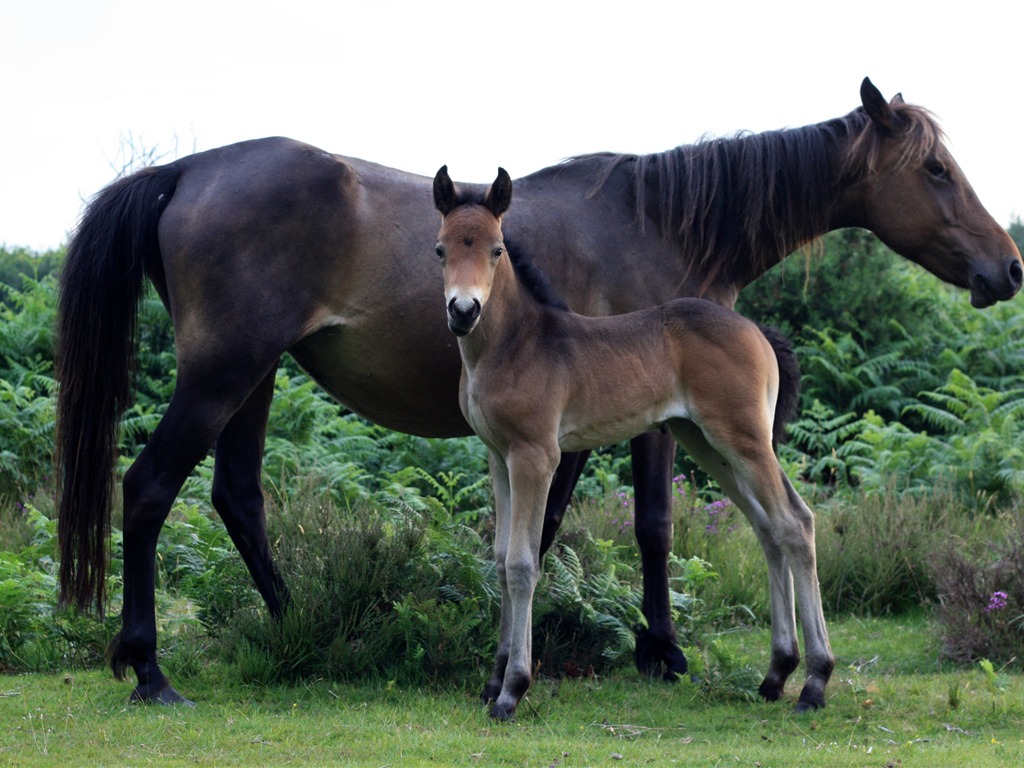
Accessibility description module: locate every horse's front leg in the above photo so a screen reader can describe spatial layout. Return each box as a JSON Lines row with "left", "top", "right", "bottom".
{"left": 629, "top": 430, "right": 689, "bottom": 681}
{"left": 490, "top": 444, "right": 558, "bottom": 721}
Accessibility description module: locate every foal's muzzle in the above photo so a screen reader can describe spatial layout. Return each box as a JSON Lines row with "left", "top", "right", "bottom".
{"left": 447, "top": 296, "right": 481, "bottom": 336}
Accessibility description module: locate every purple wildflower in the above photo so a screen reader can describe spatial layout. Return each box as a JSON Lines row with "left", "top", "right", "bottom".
{"left": 985, "top": 591, "right": 1009, "bottom": 613}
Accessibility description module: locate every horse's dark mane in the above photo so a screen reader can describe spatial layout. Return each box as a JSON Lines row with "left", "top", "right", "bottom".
{"left": 568, "top": 102, "right": 944, "bottom": 292}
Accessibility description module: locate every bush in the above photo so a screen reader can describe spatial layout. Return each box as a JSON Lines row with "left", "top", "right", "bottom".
{"left": 932, "top": 510, "right": 1024, "bottom": 666}
{"left": 813, "top": 487, "right": 955, "bottom": 615}
{"left": 211, "top": 493, "right": 499, "bottom": 687}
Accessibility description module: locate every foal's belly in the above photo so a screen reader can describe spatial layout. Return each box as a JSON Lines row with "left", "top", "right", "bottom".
{"left": 556, "top": 398, "right": 690, "bottom": 453}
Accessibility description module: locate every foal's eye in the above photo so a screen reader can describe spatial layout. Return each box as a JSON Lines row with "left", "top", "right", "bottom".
{"left": 435, "top": 245, "right": 445, "bottom": 259}
{"left": 492, "top": 246, "right": 504, "bottom": 259}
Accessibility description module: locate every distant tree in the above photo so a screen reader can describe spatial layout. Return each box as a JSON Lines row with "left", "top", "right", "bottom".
{"left": 1008, "top": 215, "right": 1024, "bottom": 254}
{"left": 0, "top": 246, "right": 64, "bottom": 303}
{"left": 736, "top": 228, "right": 933, "bottom": 348}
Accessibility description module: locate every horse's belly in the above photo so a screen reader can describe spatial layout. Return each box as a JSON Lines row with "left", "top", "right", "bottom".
{"left": 288, "top": 320, "right": 470, "bottom": 438}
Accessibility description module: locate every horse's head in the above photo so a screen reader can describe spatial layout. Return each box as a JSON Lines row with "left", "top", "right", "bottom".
{"left": 844, "top": 78, "right": 1022, "bottom": 308}
{"left": 433, "top": 166, "right": 513, "bottom": 336}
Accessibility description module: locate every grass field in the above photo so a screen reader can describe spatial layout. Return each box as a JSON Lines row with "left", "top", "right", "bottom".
{"left": 2, "top": 616, "right": 1021, "bottom": 766}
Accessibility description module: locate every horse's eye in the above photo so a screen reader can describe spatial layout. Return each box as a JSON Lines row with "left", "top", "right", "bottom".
{"left": 435, "top": 245, "right": 445, "bottom": 259}
{"left": 492, "top": 246, "right": 504, "bottom": 260}
{"left": 927, "top": 162, "right": 950, "bottom": 182}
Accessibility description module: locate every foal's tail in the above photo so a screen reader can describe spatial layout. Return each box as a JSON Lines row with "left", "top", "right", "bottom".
{"left": 56, "top": 164, "right": 180, "bottom": 613}
{"left": 758, "top": 324, "right": 801, "bottom": 451}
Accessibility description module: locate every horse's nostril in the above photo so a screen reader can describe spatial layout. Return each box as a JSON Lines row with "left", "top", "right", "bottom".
{"left": 1010, "top": 259, "right": 1024, "bottom": 290}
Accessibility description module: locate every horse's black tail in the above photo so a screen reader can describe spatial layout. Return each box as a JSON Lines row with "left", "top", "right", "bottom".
{"left": 758, "top": 324, "right": 801, "bottom": 452}
{"left": 56, "top": 163, "right": 180, "bottom": 614}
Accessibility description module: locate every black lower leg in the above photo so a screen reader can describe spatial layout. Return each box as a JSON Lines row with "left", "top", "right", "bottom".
{"left": 630, "top": 431, "right": 687, "bottom": 680}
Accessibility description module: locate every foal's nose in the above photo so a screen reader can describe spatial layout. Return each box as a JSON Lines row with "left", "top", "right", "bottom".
{"left": 447, "top": 296, "right": 481, "bottom": 336}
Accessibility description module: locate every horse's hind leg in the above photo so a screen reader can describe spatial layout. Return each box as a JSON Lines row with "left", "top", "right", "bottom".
{"left": 211, "top": 363, "right": 289, "bottom": 616}
{"left": 630, "top": 430, "right": 689, "bottom": 681}
{"left": 539, "top": 450, "right": 591, "bottom": 556}
{"left": 110, "top": 359, "right": 278, "bottom": 705}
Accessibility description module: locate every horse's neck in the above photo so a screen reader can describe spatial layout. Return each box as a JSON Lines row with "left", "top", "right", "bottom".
{"left": 633, "top": 120, "right": 860, "bottom": 296}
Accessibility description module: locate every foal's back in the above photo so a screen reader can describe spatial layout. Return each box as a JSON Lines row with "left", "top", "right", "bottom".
{"left": 511, "top": 297, "right": 779, "bottom": 454}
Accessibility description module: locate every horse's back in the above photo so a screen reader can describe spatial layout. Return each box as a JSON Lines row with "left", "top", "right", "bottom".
{"left": 150, "top": 137, "right": 468, "bottom": 435}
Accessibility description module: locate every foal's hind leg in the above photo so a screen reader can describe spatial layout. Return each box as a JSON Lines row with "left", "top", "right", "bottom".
{"left": 630, "top": 431, "right": 689, "bottom": 681}
{"left": 211, "top": 364, "right": 289, "bottom": 616}
{"left": 669, "top": 420, "right": 829, "bottom": 706}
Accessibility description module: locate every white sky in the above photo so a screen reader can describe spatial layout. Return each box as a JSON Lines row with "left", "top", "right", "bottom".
{"left": 1, "top": 0, "right": 1021, "bottom": 251}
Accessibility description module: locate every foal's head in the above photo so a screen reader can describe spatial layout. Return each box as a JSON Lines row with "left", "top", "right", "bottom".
{"left": 433, "top": 166, "right": 513, "bottom": 336}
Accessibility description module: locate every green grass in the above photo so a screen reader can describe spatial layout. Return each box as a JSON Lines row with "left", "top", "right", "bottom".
{"left": 2, "top": 616, "right": 1022, "bottom": 766}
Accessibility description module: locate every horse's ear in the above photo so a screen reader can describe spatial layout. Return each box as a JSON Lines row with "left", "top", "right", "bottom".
{"left": 485, "top": 167, "right": 512, "bottom": 218}
{"left": 860, "top": 77, "right": 900, "bottom": 132}
{"left": 433, "top": 165, "right": 457, "bottom": 216}
{"left": 891, "top": 92, "right": 905, "bottom": 105}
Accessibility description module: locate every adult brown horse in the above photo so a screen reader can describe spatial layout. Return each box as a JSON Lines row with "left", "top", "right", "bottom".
{"left": 57, "top": 78, "right": 1021, "bottom": 706}
{"left": 434, "top": 165, "right": 822, "bottom": 720}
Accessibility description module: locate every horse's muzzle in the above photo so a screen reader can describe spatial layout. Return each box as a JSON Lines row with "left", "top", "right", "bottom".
{"left": 447, "top": 296, "right": 481, "bottom": 336}
{"left": 970, "top": 257, "right": 1024, "bottom": 308}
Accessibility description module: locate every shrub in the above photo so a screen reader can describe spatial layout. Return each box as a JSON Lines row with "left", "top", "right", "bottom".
{"left": 813, "top": 487, "right": 954, "bottom": 615}
{"left": 211, "top": 494, "right": 500, "bottom": 687}
{"left": 932, "top": 511, "right": 1024, "bottom": 666}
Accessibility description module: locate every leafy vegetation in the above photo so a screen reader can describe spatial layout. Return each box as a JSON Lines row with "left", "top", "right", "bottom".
{"left": 1, "top": 228, "right": 1023, "bottom": 698}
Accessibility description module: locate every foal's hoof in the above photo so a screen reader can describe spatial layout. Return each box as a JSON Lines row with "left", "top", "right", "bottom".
{"left": 489, "top": 701, "right": 517, "bottom": 722}
{"left": 795, "top": 687, "right": 826, "bottom": 713}
{"left": 757, "top": 678, "right": 785, "bottom": 702}
{"left": 480, "top": 682, "right": 501, "bottom": 706}
{"left": 129, "top": 683, "right": 195, "bottom": 707}
{"left": 794, "top": 700, "right": 822, "bottom": 714}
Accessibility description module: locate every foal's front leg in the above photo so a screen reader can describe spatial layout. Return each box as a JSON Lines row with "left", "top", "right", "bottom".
{"left": 489, "top": 445, "right": 559, "bottom": 721}
{"left": 482, "top": 452, "right": 512, "bottom": 705}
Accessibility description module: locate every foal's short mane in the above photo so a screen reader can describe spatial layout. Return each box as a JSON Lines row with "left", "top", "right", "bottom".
{"left": 447, "top": 186, "right": 571, "bottom": 312}
{"left": 570, "top": 102, "right": 945, "bottom": 291}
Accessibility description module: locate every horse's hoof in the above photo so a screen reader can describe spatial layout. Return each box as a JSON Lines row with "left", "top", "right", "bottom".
{"left": 634, "top": 627, "right": 688, "bottom": 681}
{"left": 129, "top": 683, "right": 195, "bottom": 707}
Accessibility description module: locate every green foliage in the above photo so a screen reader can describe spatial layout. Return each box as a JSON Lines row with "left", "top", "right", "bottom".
{"left": 813, "top": 487, "right": 961, "bottom": 615}
{"left": 212, "top": 495, "right": 499, "bottom": 687}
{"left": 0, "top": 245, "right": 63, "bottom": 300}
{"left": 737, "top": 228, "right": 934, "bottom": 345}
{"left": 0, "top": 506, "right": 115, "bottom": 671}
{"left": 0, "top": 277, "right": 57, "bottom": 500}
{"left": 533, "top": 532, "right": 642, "bottom": 675}
{"left": 932, "top": 511, "right": 1024, "bottom": 666}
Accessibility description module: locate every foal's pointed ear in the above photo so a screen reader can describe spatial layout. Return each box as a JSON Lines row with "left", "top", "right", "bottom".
{"left": 485, "top": 167, "right": 513, "bottom": 218}
{"left": 433, "top": 165, "right": 458, "bottom": 216}
{"left": 860, "top": 77, "right": 900, "bottom": 132}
